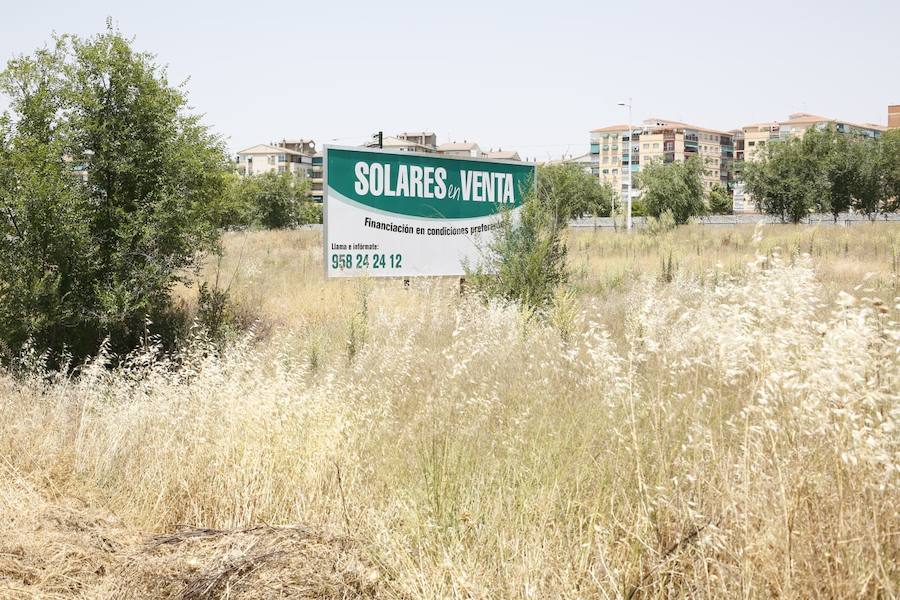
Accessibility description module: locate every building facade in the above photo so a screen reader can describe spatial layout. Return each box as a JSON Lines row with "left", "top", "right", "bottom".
{"left": 590, "top": 119, "right": 733, "bottom": 204}
{"left": 485, "top": 149, "right": 521, "bottom": 161}
{"left": 235, "top": 141, "right": 317, "bottom": 178}
{"left": 311, "top": 153, "right": 323, "bottom": 202}
{"left": 396, "top": 131, "right": 437, "bottom": 148}
{"left": 890, "top": 105, "right": 900, "bottom": 130}
{"left": 436, "top": 142, "right": 483, "bottom": 158}
{"left": 372, "top": 136, "right": 436, "bottom": 153}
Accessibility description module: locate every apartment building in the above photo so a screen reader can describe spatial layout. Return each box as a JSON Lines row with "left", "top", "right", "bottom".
{"left": 396, "top": 131, "right": 437, "bottom": 148}
{"left": 639, "top": 118, "right": 732, "bottom": 191}
{"left": 311, "top": 152, "right": 323, "bottom": 202}
{"left": 364, "top": 133, "right": 520, "bottom": 160}
{"left": 590, "top": 118, "right": 732, "bottom": 203}
{"left": 590, "top": 124, "right": 634, "bottom": 200}
{"left": 485, "top": 149, "right": 521, "bottom": 161}
{"left": 436, "top": 142, "right": 483, "bottom": 158}
{"left": 235, "top": 139, "right": 317, "bottom": 178}
{"left": 890, "top": 105, "right": 900, "bottom": 129}
{"left": 374, "top": 136, "right": 436, "bottom": 153}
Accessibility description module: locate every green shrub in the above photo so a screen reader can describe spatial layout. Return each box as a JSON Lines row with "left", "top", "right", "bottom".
{"left": 467, "top": 164, "right": 607, "bottom": 309}
{"left": 707, "top": 183, "right": 733, "bottom": 215}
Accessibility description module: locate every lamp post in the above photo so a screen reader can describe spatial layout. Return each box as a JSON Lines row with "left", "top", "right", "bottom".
{"left": 617, "top": 99, "right": 633, "bottom": 231}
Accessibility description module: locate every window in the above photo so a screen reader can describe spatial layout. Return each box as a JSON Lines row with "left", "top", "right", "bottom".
{"left": 748, "top": 141, "right": 755, "bottom": 146}
{"left": 643, "top": 143, "right": 649, "bottom": 150}
{"left": 602, "top": 169, "right": 609, "bottom": 174}
{"left": 612, "top": 169, "right": 618, "bottom": 174}
{"left": 602, "top": 156, "right": 609, "bottom": 164}
{"left": 236, "top": 156, "right": 241, "bottom": 163}
{"left": 653, "top": 143, "right": 659, "bottom": 149}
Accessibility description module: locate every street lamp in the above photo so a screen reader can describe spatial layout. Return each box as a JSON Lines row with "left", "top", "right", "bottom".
{"left": 617, "top": 99, "right": 633, "bottom": 231}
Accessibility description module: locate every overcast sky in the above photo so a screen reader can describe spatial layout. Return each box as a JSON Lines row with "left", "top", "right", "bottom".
{"left": 2, "top": 0, "right": 898, "bottom": 160}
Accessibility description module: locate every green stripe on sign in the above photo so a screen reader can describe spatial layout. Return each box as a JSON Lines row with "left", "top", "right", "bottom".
{"left": 327, "top": 148, "right": 535, "bottom": 220}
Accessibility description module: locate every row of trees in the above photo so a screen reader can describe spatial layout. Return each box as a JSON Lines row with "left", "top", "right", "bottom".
{"left": 742, "top": 127, "right": 900, "bottom": 223}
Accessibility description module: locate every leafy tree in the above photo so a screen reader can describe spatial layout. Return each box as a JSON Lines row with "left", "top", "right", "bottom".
{"left": 636, "top": 157, "right": 705, "bottom": 225}
{"left": 878, "top": 129, "right": 900, "bottom": 213}
{"left": 742, "top": 136, "right": 824, "bottom": 223}
{"left": 0, "top": 25, "right": 229, "bottom": 362}
{"left": 707, "top": 183, "right": 732, "bottom": 215}
{"left": 221, "top": 171, "right": 318, "bottom": 229}
{"left": 253, "top": 172, "right": 313, "bottom": 229}
{"left": 533, "top": 163, "right": 613, "bottom": 223}
{"left": 208, "top": 172, "right": 254, "bottom": 228}
{"left": 852, "top": 135, "right": 886, "bottom": 218}
{"left": 815, "top": 127, "right": 857, "bottom": 220}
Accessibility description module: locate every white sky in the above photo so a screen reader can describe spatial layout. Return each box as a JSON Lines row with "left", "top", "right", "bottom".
{"left": 2, "top": 0, "right": 898, "bottom": 160}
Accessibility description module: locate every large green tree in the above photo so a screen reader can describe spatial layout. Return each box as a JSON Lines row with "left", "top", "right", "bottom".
{"left": 879, "top": 129, "right": 900, "bottom": 214}
{"left": 742, "top": 135, "right": 825, "bottom": 223}
{"left": 0, "top": 25, "right": 229, "bottom": 362}
{"left": 534, "top": 163, "right": 613, "bottom": 223}
{"left": 636, "top": 157, "right": 706, "bottom": 225}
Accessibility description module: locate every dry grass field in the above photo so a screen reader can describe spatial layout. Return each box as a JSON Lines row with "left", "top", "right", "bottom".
{"left": 2, "top": 223, "right": 898, "bottom": 598}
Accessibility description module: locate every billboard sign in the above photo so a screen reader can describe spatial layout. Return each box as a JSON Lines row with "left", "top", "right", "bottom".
{"left": 324, "top": 146, "right": 535, "bottom": 278}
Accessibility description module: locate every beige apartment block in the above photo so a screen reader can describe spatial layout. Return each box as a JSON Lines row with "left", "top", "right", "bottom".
{"left": 375, "top": 136, "right": 436, "bottom": 153}
{"left": 485, "top": 149, "right": 521, "bottom": 161}
{"left": 396, "top": 131, "right": 437, "bottom": 148}
{"left": 235, "top": 143, "right": 315, "bottom": 177}
{"left": 436, "top": 142, "right": 484, "bottom": 158}
{"left": 590, "top": 119, "right": 733, "bottom": 204}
